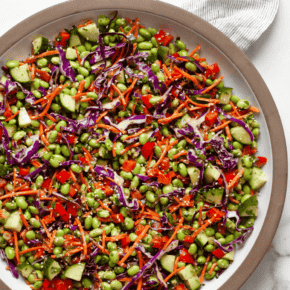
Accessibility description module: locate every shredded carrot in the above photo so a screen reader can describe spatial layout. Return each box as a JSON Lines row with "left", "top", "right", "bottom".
{"left": 229, "top": 196, "right": 240, "bottom": 204}
{"left": 76, "top": 217, "right": 87, "bottom": 257}
{"left": 47, "top": 230, "right": 57, "bottom": 250}
{"left": 192, "top": 215, "right": 217, "bottom": 241}
{"left": 26, "top": 50, "right": 59, "bottom": 63}
{"left": 201, "top": 76, "right": 224, "bottom": 95}
{"left": 174, "top": 256, "right": 180, "bottom": 271}
{"left": 104, "top": 234, "right": 127, "bottom": 242}
{"left": 158, "top": 112, "right": 183, "bottom": 124}
{"left": 40, "top": 219, "right": 51, "bottom": 238}
{"left": 98, "top": 200, "right": 113, "bottom": 214}
{"left": 172, "top": 150, "right": 187, "bottom": 159}
{"left": 209, "top": 262, "right": 217, "bottom": 275}
{"left": 123, "top": 77, "right": 138, "bottom": 96}
{"left": 120, "top": 142, "right": 140, "bottom": 155}
{"left": 95, "top": 110, "right": 109, "bottom": 124}
{"left": 188, "top": 44, "right": 201, "bottom": 57}
{"left": 31, "top": 64, "right": 36, "bottom": 81}
{"left": 0, "top": 190, "right": 39, "bottom": 200}
{"left": 198, "top": 205, "right": 203, "bottom": 226}
{"left": 102, "top": 230, "right": 106, "bottom": 253}
{"left": 225, "top": 124, "right": 233, "bottom": 141}
{"left": 174, "top": 66, "right": 203, "bottom": 89}
{"left": 75, "top": 46, "right": 82, "bottom": 65}
{"left": 39, "top": 123, "right": 50, "bottom": 146}
{"left": 200, "top": 255, "right": 211, "bottom": 284}
{"left": 72, "top": 92, "right": 87, "bottom": 100}
{"left": 249, "top": 106, "right": 260, "bottom": 113}
{"left": 153, "top": 139, "right": 169, "bottom": 168}
{"left": 196, "top": 97, "right": 220, "bottom": 103}
{"left": 227, "top": 168, "right": 245, "bottom": 189}
{"left": 164, "top": 266, "right": 185, "bottom": 283}
{"left": 118, "top": 224, "right": 150, "bottom": 265}
{"left": 5, "top": 110, "right": 19, "bottom": 122}
{"left": 96, "top": 124, "right": 125, "bottom": 134}
{"left": 230, "top": 101, "right": 240, "bottom": 116}
{"left": 13, "top": 231, "right": 20, "bottom": 264}
{"left": 162, "top": 218, "right": 184, "bottom": 250}
{"left": 19, "top": 246, "right": 43, "bottom": 256}
{"left": 77, "top": 80, "right": 86, "bottom": 94}
{"left": 137, "top": 250, "right": 143, "bottom": 290}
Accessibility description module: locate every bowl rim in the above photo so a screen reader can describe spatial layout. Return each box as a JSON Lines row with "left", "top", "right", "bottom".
{"left": 0, "top": 0, "right": 287, "bottom": 289}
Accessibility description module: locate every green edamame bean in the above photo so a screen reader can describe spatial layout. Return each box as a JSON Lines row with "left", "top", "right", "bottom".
{"left": 188, "top": 243, "right": 197, "bottom": 255}
{"left": 222, "top": 104, "right": 232, "bottom": 112}
{"left": 139, "top": 28, "right": 151, "bottom": 40}
{"left": 90, "top": 228, "right": 103, "bottom": 237}
{"left": 115, "top": 142, "right": 124, "bottom": 155}
{"left": 35, "top": 175, "right": 44, "bottom": 188}
{"left": 26, "top": 230, "right": 36, "bottom": 241}
{"left": 243, "top": 168, "right": 252, "bottom": 181}
{"left": 130, "top": 176, "right": 140, "bottom": 189}
{"left": 217, "top": 258, "right": 230, "bottom": 269}
{"left": 205, "top": 244, "right": 215, "bottom": 252}
{"left": 16, "top": 196, "right": 28, "bottom": 209}
{"left": 6, "top": 60, "right": 19, "bottom": 68}
{"left": 28, "top": 206, "right": 39, "bottom": 215}
{"left": 138, "top": 42, "right": 153, "bottom": 50}
{"left": 172, "top": 178, "right": 183, "bottom": 188}
{"left": 128, "top": 265, "right": 140, "bottom": 276}
{"left": 53, "top": 246, "right": 62, "bottom": 256}
{"left": 54, "top": 236, "right": 65, "bottom": 246}
{"left": 33, "top": 281, "right": 43, "bottom": 290}
{"left": 100, "top": 282, "right": 112, "bottom": 290}
{"left": 197, "top": 256, "right": 207, "bottom": 264}
{"left": 175, "top": 40, "right": 186, "bottom": 50}
{"left": 124, "top": 217, "right": 134, "bottom": 230}
{"left": 16, "top": 91, "right": 25, "bottom": 100}
{"left": 97, "top": 209, "right": 110, "bottom": 218}
{"left": 85, "top": 216, "right": 93, "bottom": 230}
{"left": 55, "top": 121, "right": 67, "bottom": 132}
{"left": 151, "top": 63, "right": 160, "bottom": 74}
{"left": 185, "top": 62, "right": 197, "bottom": 72}
{"left": 178, "top": 50, "right": 188, "bottom": 57}
{"left": 252, "top": 128, "right": 260, "bottom": 138}
{"left": 49, "top": 154, "right": 66, "bottom": 168}
{"left": 5, "top": 202, "right": 17, "bottom": 210}
{"left": 109, "top": 250, "right": 119, "bottom": 264}
{"left": 30, "top": 218, "right": 41, "bottom": 228}
{"left": 36, "top": 58, "right": 48, "bottom": 68}
{"left": 60, "top": 183, "right": 70, "bottom": 195}
{"left": 178, "top": 163, "right": 188, "bottom": 177}
{"left": 13, "top": 131, "right": 26, "bottom": 141}
{"left": 177, "top": 229, "right": 186, "bottom": 241}
{"left": 110, "top": 280, "right": 122, "bottom": 290}
{"left": 5, "top": 246, "right": 15, "bottom": 259}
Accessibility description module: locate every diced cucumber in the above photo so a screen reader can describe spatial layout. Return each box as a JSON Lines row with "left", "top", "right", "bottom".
{"left": 69, "top": 34, "right": 81, "bottom": 47}
{"left": 32, "top": 36, "right": 49, "bottom": 55}
{"left": 177, "top": 113, "right": 191, "bottom": 128}
{"left": 10, "top": 64, "right": 31, "bottom": 83}
{"left": 44, "top": 257, "right": 61, "bottom": 280}
{"left": 249, "top": 167, "right": 267, "bottom": 191}
{"left": 4, "top": 124, "right": 17, "bottom": 137}
{"left": 18, "top": 107, "right": 32, "bottom": 128}
{"left": 160, "top": 255, "right": 176, "bottom": 273}
{"left": 116, "top": 70, "right": 126, "bottom": 84}
{"left": 203, "top": 188, "right": 224, "bottom": 205}
{"left": 223, "top": 251, "right": 235, "bottom": 261}
{"left": 157, "top": 46, "right": 169, "bottom": 62}
{"left": 4, "top": 211, "right": 23, "bottom": 232}
{"left": 204, "top": 163, "right": 220, "bottom": 184}
{"left": 216, "top": 87, "right": 233, "bottom": 105}
{"left": 0, "top": 76, "right": 8, "bottom": 90}
{"left": 238, "top": 195, "right": 258, "bottom": 217}
{"left": 0, "top": 209, "right": 10, "bottom": 224}
{"left": 187, "top": 166, "right": 200, "bottom": 185}
{"left": 186, "top": 276, "right": 201, "bottom": 290}
{"left": 225, "top": 218, "right": 236, "bottom": 233}
{"left": 195, "top": 231, "right": 208, "bottom": 247}
{"left": 17, "top": 263, "right": 34, "bottom": 278}
{"left": 64, "top": 263, "right": 85, "bottom": 281}
{"left": 77, "top": 23, "right": 99, "bottom": 42}
{"left": 60, "top": 94, "right": 76, "bottom": 113}
{"left": 66, "top": 47, "right": 77, "bottom": 60}
{"left": 230, "top": 127, "right": 252, "bottom": 145}
{"left": 178, "top": 264, "right": 197, "bottom": 281}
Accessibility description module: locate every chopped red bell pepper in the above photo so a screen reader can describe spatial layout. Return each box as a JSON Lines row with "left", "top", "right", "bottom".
{"left": 18, "top": 167, "right": 30, "bottom": 176}
{"left": 141, "top": 95, "right": 153, "bottom": 108}
{"left": 111, "top": 213, "right": 124, "bottom": 223}
{"left": 42, "top": 178, "right": 51, "bottom": 189}
{"left": 56, "top": 170, "right": 71, "bottom": 184}
{"left": 42, "top": 279, "right": 50, "bottom": 288}
{"left": 175, "top": 284, "right": 186, "bottom": 290}
{"left": 212, "top": 248, "right": 225, "bottom": 259}
{"left": 121, "top": 235, "right": 131, "bottom": 247}
{"left": 79, "top": 156, "right": 88, "bottom": 164}
{"left": 162, "top": 35, "right": 174, "bottom": 46}
{"left": 205, "top": 110, "right": 218, "bottom": 127}
{"left": 66, "top": 202, "right": 78, "bottom": 217}
{"left": 131, "top": 190, "right": 143, "bottom": 200}
{"left": 3, "top": 107, "right": 12, "bottom": 118}
{"left": 217, "top": 222, "right": 227, "bottom": 235}
{"left": 205, "top": 63, "right": 220, "bottom": 78}
{"left": 66, "top": 133, "right": 76, "bottom": 145}
{"left": 256, "top": 156, "right": 267, "bottom": 167}
{"left": 206, "top": 208, "right": 225, "bottom": 221}
{"left": 242, "top": 145, "right": 256, "bottom": 156}
{"left": 179, "top": 248, "right": 194, "bottom": 264}
{"left": 121, "top": 160, "right": 137, "bottom": 172}
{"left": 54, "top": 31, "right": 70, "bottom": 47}
{"left": 0, "top": 127, "right": 2, "bottom": 139}
{"left": 184, "top": 235, "right": 194, "bottom": 244}
{"left": 217, "top": 177, "right": 223, "bottom": 186}
{"left": 154, "top": 30, "right": 165, "bottom": 42}
{"left": 69, "top": 186, "right": 77, "bottom": 197}
{"left": 54, "top": 203, "right": 68, "bottom": 217}
{"left": 151, "top": 236, "right": 162, "bottom": 249}
{"left": 160, "top": 157, "right": 170, "bottom": 171}
{"left": 141, "top": 141, "right": 155, "bottom": 159}
{"left": 158, "top": 173, "right": 171, "bottom": 185}
{"left": 154, "top": 30, "right": 174, "bottom": 45}
{"left": 224, "top": 170, "right": 239, "bottom": 186}
{"left": 136, "top": 224, "right": 145, "bottom": 236}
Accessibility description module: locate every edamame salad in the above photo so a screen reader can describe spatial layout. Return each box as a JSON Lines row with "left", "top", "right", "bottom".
{"left": 0, "top": 11, "right": 267, "bottom": 290}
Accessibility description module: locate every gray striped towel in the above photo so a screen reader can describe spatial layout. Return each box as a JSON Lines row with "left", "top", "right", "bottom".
{"left": 162, "top": 0, "right": 279, "bottom": 51}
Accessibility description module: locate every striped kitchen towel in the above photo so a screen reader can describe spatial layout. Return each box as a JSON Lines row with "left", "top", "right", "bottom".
{"left": 162, "top": 0, "right": 279, "bottom": 51}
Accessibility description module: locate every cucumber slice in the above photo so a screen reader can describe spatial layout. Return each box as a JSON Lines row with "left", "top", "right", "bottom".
{"left": 187, "top": 166, "right": 200, "bottom": 185}
{"left": 77, "top": 23, "right": 99, "bottom": 42}
{"left": 223, "top": 251, "right": 235, "bottom": 261}
{"left": 10, "top": 64, "right": 31, "bottom": 83}
{"left": 203, "top": 188, "right": 224, "bottom": 205}
{"left": 4, "top": 211, "right": 23, "bottom": 232}
{"left": 69, "top": 34, "right": 81, "bottom": 47}
{"left": 230, "top": 127, "right": 252, "bottom": 145}
{"left": 66, "top": 47, "right": 77, "bottom": 60}
{"left": 195, "top": 231, "right": 208, "bottom": 247}
{"left": 204, "top": 163, "right": 220, "bottom": 184}
{"left": 249, "top": 167, "right": 267, "bottom": 191}
{"left": 60, "top": 94, "right": 76, "bottom": 113}
{"left": 0, "top": 164, "right": 12, "bottom": 177}
{"left": 116, "top": 69, "right": 125, "bottom": 84}
{"left": 178, "top": 264, "right": 197, "bottom": 281}
{"left": 18, "top": 107, "right": 32, "bottom": 128}
{"left": 216, "top": 87, "right": 233, "bottom": 105}
{"left": 17, "top": 263, "right": 34, "bottom": 278}
{"left": 32, "top": 36, "right": 49, "bottom": 55}
{"left": 4, "top": 124, "right": 17, "bottom": 137}
{"left": 186, "top": 277, "right": 201, "bottom": 290}
{"left": 157, "top": 46, "right": 169, "bottom": 62}
{"left": 44, "top": 257, "right": 61, "bottom": 280}
{"left": 64, "top": 263, "right": 85, "bottom": 281}
{"left": 160, "top": 255, "right": 176, "bottom": 273}
{"left": 238, "top": 195, "right": 258, "bottom": 217}
{"left": 0, "top": 76, "right": 7, "bottom": 90}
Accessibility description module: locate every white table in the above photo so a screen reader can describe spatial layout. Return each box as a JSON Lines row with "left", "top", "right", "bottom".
{"left": 0, "top": 0, "right": 289, "bottom": 288}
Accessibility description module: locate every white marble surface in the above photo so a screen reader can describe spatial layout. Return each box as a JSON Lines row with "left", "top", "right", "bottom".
{"left": 0, "top": 0, "right": 289, "bottom": 289}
